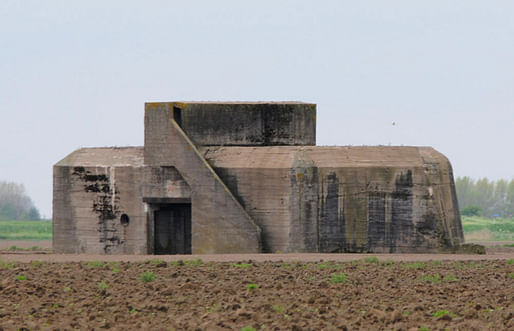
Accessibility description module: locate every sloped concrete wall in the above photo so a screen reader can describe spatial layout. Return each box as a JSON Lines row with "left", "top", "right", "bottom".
{"left": 144, "top": 103, "right": 262, "bottom": 253}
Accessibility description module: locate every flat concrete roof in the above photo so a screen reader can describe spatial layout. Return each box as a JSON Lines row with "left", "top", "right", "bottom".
{"left": 56, "top": 146, "right": 444, "bottom": 169}
{"left": 202, "top": 146, "right": 442, "bottom": 169}
{"left": 55, "top": 147, "right": 144, "bottom": 167}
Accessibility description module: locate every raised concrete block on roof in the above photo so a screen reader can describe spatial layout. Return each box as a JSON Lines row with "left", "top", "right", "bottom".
{"left": 145, "top": 101, "right": 316, "bottom": 148}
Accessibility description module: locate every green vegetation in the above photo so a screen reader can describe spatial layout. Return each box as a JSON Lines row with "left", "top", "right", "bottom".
{"left": 363, "top": 256, "right": 379, "bottom": 263}
{"left": 247, "top": 283, "right": 259, "bottom": 291}
{"left": 443, "top": 273, "right": 459, "bottom": 282}
{"left": 461, "top": 205, "right": 481, "bottom": 217}
{"left": 421, "top": 274, "right": 441, "bottom": 283}
{"left": 149, "top": 258, "right": 165, "bottom": 265}
{"left": 504, "top": 243, "right": 514, "bottom": 247}
{"left": 97, "top": 281, "right": 109, "bottom": 291}
{"left": 462, "top": 216, "right": 514, "bottom": 241}
{"left": 507, "top": 259, "right": 513, "bottom": 265}
{"left": 16, "top": 275, "right": 27, "bottom": 281}
{"left": 241, "top": 327, "right": 257, "bottom": 331}
{"left": 402, "top": 262, "right": 425, "bottom": 269}
{"left": 108, "top": 262, "right": 120, "bottom": 273}
{"left": 0, "top": 259, "right": 16, "bottom": 269}
{"left": 0, "top": 220, "right": 51, "bottom": 240}
{"left": 318, "top": 263, "right": 342, "bottom": 270}
{"left": 456, "top": 177, "right": 514, "bottom": 218}
{"left": 432, "top": 310, "right": 456, "bottom": 318}
{"left": 231, "top": 263, "right": 251, "bottom": 268}
{"left": 272, "top": 305, "right": 285, "bottom": 313}
{"left": 184, "top": 258, "right": 203, "bottom": 266}
{"left": 87, "top": 261, "right": 105, "bottom": 268}
{"left": 329, "top": 272, "right": 347, "bottom": 284}
{"left": 7, "top": 245, "right": 44, "bottom": 251}
{"left": 140, "top": 271, "right": 156, "bottom": 283}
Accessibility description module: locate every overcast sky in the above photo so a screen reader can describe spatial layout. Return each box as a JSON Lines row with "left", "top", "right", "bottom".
{"left": 1, "top": 1, "right": 513, "bottom": 218}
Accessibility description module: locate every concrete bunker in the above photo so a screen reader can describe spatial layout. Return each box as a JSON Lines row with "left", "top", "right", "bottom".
{"left": 53, "top": 102, "right": 464, "bottom": 254}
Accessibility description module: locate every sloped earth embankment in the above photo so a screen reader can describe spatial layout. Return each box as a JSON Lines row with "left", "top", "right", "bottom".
{"left": 0, "top": 259, "right": 513, "bottom": 330}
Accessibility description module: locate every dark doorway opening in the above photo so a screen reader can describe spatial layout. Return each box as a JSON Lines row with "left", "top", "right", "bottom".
{"left": 154, "top": 203, "right": 191, "bottom": 254}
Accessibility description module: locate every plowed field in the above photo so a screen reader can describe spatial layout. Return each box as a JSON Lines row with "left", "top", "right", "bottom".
{"left": 1, "top": 258, "right": 513, "bottom": 330}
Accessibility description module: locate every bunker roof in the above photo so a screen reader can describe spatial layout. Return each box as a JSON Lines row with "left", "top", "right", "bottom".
{"left": 56, "top": 146, "right": 446, "bottom": 171}
{"left": 55, "top": 147, "right": 144, "bottom": 167}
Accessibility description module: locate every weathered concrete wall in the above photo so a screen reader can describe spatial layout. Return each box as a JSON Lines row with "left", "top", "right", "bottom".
{"left": 53, "top": 148, "right": 197, "bottom": 254}
{"left": 204, "top": 146, "right": 464, "bottom": 253}
{"left": 53, "top": 148, "right": 147, "bottom": 254}
{"left": 148, "top": 102, "right": 316, "bottom": 146}
{"left": 144, "top": 103, "right": 262, "bottom": 254}
{"left": 141, "top": 166, "right": 191, "bottom": 200}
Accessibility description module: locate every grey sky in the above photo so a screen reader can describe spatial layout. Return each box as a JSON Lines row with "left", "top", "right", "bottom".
{"left": 1, "top": 0, "right": 513, "bottom": 218}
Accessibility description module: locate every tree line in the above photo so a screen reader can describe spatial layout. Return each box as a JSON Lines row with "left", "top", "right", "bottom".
{"left": 0, "top": 181, "right": 40, "bottom": 220}
{"left": 455, "top": 177, "right": 514, "bottom": 218}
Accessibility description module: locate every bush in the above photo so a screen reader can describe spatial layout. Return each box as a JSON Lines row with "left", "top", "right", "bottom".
{"left": 461, "top": 205, "right": 482, "bottom": 217}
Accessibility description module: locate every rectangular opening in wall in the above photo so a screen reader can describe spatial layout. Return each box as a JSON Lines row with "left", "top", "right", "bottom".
{"left": 154, "top": 203, "right": 191, "bottom": 254}
{"left": 173, "top": 106, "right": 182, "bottom": 127}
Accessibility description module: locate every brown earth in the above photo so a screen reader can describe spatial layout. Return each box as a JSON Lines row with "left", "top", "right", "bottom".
{"left": 0, "top": 241, "right": 52, "bottom": 250}
{"left": 0, "top": 257, "right": 513, "bottom": 330}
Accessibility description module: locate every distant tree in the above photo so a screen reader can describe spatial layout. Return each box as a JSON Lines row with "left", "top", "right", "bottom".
{"left": 456, "top": 177, "right": 514, "bottom": 218}
{"left": 26, "top": 206, "right": 41, "bottom": 220}
{"left": 0, "top": 181, "right": 40, "bottom": 220}
{"left": 461, "top": 205, "right": 481, "bottom": 217}
{"left": 507, "top": 180, "right": 514, "bottom": 217}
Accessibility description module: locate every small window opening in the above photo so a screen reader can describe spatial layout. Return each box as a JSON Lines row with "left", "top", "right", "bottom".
{"left": 120, "top": 214, "right": 130, "bottom": 226}
{"left": 173, "top": 106, "right": 182, "bottom": 127}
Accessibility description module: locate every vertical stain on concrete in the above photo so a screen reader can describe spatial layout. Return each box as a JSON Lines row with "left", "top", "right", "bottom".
{"left": 290, "top": 154, "right": 318, "bottom": 252}
{"left": 367, "top": 192, "right": 386, "bottom": 252}
{"left": 72, "top": 166, "right": 124, "bottom": 253}
{"left": 319, "top": 172, "right": 346, "bottom": 252}
{"left": 390, "top": 170, "right": 414, "bottom": 252}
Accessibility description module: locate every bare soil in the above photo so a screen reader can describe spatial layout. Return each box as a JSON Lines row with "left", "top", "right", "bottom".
{"left": 0, "top": 240, "right": 52, "bottom": 250}
{"left": 1, "top": 256, "right": 513, "bottom": 330}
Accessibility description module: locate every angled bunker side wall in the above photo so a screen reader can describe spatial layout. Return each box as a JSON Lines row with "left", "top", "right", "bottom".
{"left": 204, "top": 146, "right": 464, "bottom": 253}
